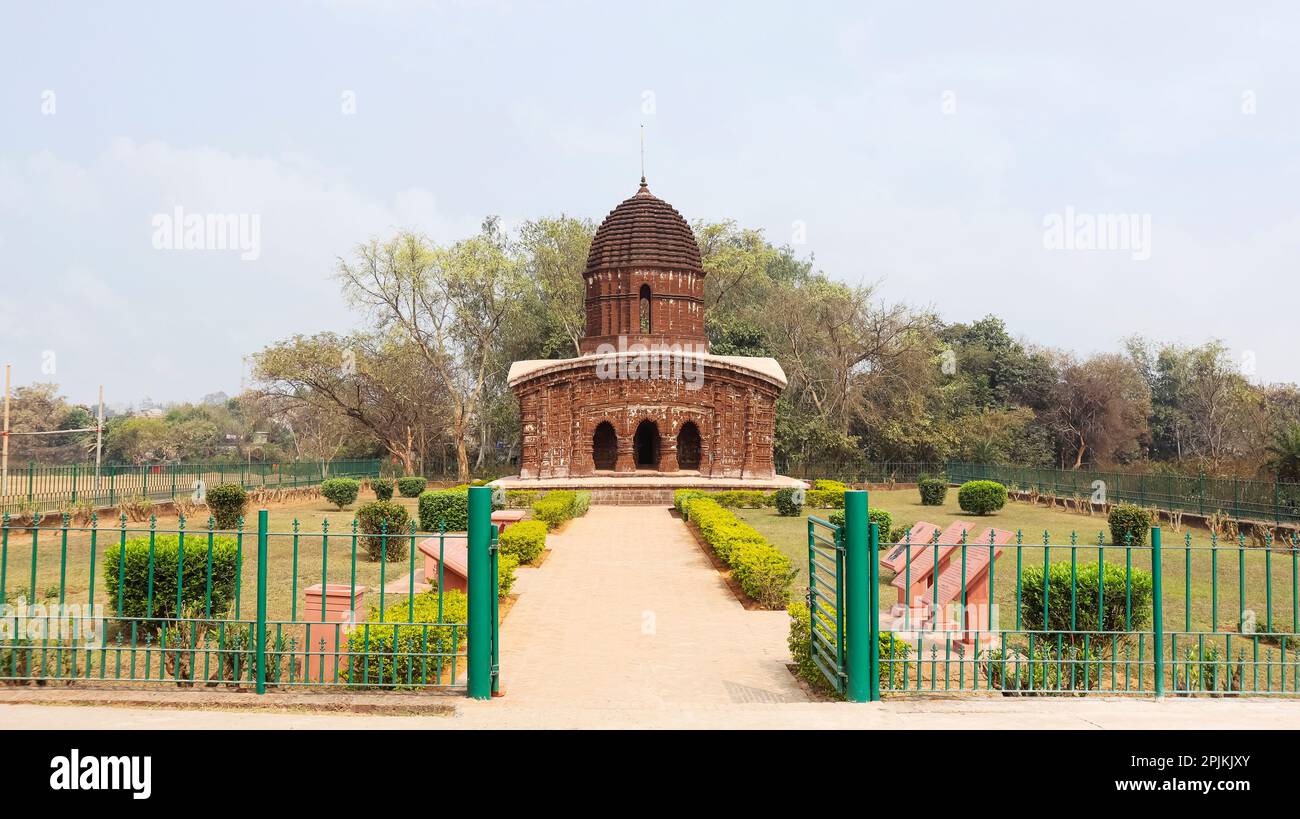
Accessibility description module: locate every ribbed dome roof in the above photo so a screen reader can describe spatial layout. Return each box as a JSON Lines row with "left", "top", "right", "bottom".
{"left": 585, "top": 179, "right": 702, "bottom": 273}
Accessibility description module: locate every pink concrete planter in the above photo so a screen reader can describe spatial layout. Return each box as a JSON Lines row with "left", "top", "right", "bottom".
{"left": 491, "top": 509, "right": 527, "bottom": 533}
{"left": 302, "top": 584, "right": 366, "bottom": 683}
{"left": 417, "top": 535, "right": 469, "bottom": 593}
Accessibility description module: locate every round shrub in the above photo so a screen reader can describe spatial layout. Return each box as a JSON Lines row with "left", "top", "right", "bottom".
{"left": 321, "top": 477, "right": 361, "bottom": 510}
{"left": 1108, "top": 503, "right": 1153, "bottom": 547}
{"left": 371, "top": 478, "right": 394, "bottom": 501}
{"left": 827, "top": 508, "right": 893, "bottom": 546}
{"left": 206, "top": 483, "right": 247, "bottom": 530}
{"left": 397, "top": 476, "right": 428, "bottom": 498}
{"left": 774, "top": 487, "right": 803, "bottom": 517}
{"left": 957, "top": 480, "right": 1007, "bottom": 515}
{"left": 356, "top": 500, "right": 411, "bottom": 561}
{"left": 498, "top": 520, "right": 547, "bottom": 564}
{"left": 918, "top": 477, "right": 948, "bottom": 506}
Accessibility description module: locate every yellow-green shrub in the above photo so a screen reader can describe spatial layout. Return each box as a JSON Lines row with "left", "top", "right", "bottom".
{"left": 344, "top": 590, "right": 467, "bottom": 688}
{"left": 684, "top": 497, "right": 793, "bottom": 607}
{"left": 499, "top": 520, "right": 547, "bottom": 564}
{"left": 531, "top": 490, "right": 577, "bottom": 529}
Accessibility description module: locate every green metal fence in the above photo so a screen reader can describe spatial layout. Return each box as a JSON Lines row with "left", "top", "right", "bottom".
{"left": 0, "top": 486, "right": 499, "bottom": 696}
{"left": 806, "top": 514, "right": 846, "bottom": 695}
{"left": 0, "top": 458, "right": 381, "bottom": 517}
{"left": 948, "top": 462, "right": 1300, "bottom": 526}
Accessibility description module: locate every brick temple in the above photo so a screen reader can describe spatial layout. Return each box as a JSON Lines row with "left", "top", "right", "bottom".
{"left": 502, "top": 177, "right": 797, "bottom": 498}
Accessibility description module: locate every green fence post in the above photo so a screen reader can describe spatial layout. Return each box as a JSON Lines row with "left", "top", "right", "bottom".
{"left": 467, "top": 485, "right": 493, "bottom": 700}
{"left": 255, "top": 509, "right": 268, "bottom": 695}
{"left": 844, "top": 490, "right": 871, "bottom": 703}
{"left": 868, "top": 520, "right": 881, "bottom": 702}
{"left": 1151, "top": 526, "right": 1164, "bottom": 697}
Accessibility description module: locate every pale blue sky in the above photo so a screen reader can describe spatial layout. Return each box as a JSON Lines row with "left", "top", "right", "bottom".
{"left": 2, "top": 1, "right": 1297, "bottom": 405}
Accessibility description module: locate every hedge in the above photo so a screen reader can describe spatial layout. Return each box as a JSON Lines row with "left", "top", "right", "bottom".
{"left": 787, "top": 600, "right": 911, "bottom": 696}
{"left": 918, "top": 477, "right": 948, "bottom": 506}
{"left": 102, "top": 535, "right": 240, "bottom": 622}
{"left": 371, "top": 478, "right": 394, "bottom": 501}
{"left": 505, "top": 489, "right": 544, "bottom": 509}
{"left": 684, "top": 496, "right": 793, "bottom": 607}
{"left": 674, "top": 489, "right": 772, "bottom": 515}
{"left": 827, "top": 508, "right": 893, "bottom": 546}
{"left": 356, "top": 500, "right": 411, "bottom": 561}
{"left": 345, "top": 590, "right": 467, "bottom": 688}
{"left": 418, "top": 486, "right": 469, "bottom": 531}
{"left": 321, "top": 477, "right": 361, "bottom": 510}
{"left": 206, "top": 483, "right": 247, "bottom": 530}
{"left": 498, "top": 520, "right": 547, "bottom": 564}
{"left": 498, "top": 553, "right": 519, "bottom": 599}
{"left": 957, "top": 480, "right": 1007, "bottom": 515}
{"left": 397, "top": 476, "right": 428, "bottom": 498}
{"left": 532, "top": 491, "right": 578, "bottom": 530}
{"left": 1108, "top": 503, "right": 1153, "bottom": 546}
{"left": 774, "top": 487, "right": 803, "bottom": 517}
{"left": 805, "top": 489, "right": 846, "bottom": 509}
{"left": 1019, "top": 561, "right": 1153, "bottom": 643}
{"left": 812, "top": 479, "right": 849, "bottom": 492}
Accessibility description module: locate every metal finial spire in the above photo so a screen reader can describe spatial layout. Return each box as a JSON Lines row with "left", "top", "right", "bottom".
{"left": 639, "top": 124, "right": 646, "bottom": 187}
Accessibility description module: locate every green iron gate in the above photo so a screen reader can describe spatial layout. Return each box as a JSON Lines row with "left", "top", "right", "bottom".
{"left": 807, "top": 515, "right": 846, "bottom": 694}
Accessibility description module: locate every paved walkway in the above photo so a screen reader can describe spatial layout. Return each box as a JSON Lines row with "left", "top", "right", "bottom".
{"left": 497, "top": 505, "right": 804, "bottom": 708}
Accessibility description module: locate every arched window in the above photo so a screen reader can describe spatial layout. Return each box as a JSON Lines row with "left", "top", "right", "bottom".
{"left": 633, "top": 420, "right": 660, "bottom": 469}
{"left": 676, "top": 422, "right": 701, "bottom": 470}
{"left": 638, "top": 284, "right": 651, "bottom": 333}
{"left": 592, "top": 422, "right": 617, "bottom": 471}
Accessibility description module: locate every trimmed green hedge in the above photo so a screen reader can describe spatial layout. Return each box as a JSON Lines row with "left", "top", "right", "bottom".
{"left": 397, "top": 476, "right": 428, "bottom": 498}
{"left": 345, "top": 590, "right": 467, "bottom": 687}
{"left": 805, "top": 489, "right": 846, "bottom": 509}
{"left": 102, "top": 535, "right": 240, "bottom": 622}
{"left": 684, "top": 496, "right": 793, "bottom": 607}
{"left": 498, "top": 553, "right": 519, "bottom": 599}
{"left": 418, "top": 486, "right": 469, "bottom": 531}
{"left": 499, "top": 520, "right": 547, "bottom": 564}
{"left": 321, "top": 477, "right": 361, "bottom": 510}
{"left": 1108, "top": 503, "right": 1153, "bottom": 546}
{"left": 826, "top": 508, "right": 893, "bottom": 547}
{"left": 371, "top": 478, "right": 394, "bottom": 501}
{"left": 206, "top": 483, "right": 247, "bottom": 530}
{"left": 356, "top": 500, "right": 411, "bottom": 561}
{"left": 774, "top": 487, "right": 803, "bottom": 517}
{"left": 812, "top": 479, "right": 849, "bottom": 492}
{"left": 532, "top": 491, "right": 578, "bottom": 530}
{"left": 918, "top": 477, "right": 948, "bottom": 506}
{"left": 957, "top": 480, "right": 1007, "bottom": 515}
{"left": 1019, "top": 562, "right": 1153, "bottom": 642}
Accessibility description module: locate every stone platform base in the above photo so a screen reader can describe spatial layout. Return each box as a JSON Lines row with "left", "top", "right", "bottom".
{"left": 489, "top": 473, "right": 808, "bottom": 506}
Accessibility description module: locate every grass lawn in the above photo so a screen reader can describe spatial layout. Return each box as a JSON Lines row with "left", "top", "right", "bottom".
{"left": 736, "top": 489, "right": 1300, "bottom": 637}
{"left": 2, "top": 496, "right": 446, "bottom": 624}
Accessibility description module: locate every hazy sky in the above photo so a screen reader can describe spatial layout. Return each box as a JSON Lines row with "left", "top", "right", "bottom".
{"left": 2, "top": 1, "right": 1297, "bottom": 406}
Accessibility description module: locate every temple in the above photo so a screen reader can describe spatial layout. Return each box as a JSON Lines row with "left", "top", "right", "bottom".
{"left": 500, "top": 178, "right": 799, "bottom": 501}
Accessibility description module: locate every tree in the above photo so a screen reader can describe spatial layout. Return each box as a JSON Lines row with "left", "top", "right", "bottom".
{"left": 337, "top": 221, "right": 530, "bottom": 481}
{"left": 252, "top": 332, "right": 443, "bottom": 474}
{"left": 1046, "top": 353, "right": 1151, "bottom": 468}
{"left": 516, "top": 216, "right": 594, "bottom": 358}
{"left": 1265, "top": 426, "right": 1300, "bottom": 481}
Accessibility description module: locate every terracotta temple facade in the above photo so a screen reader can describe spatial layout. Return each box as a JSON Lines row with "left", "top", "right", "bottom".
{"left": 506, "top": 178, "right": 788, "bottom": 481}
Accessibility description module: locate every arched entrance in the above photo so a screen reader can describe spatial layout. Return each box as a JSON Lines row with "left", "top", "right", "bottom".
{"left": 676, "top": 421, "right": 701, "bottom": 470}
{"left": 592, "top": 421, "right": 617, "bottom": 471}
{"left": 633, "top": 420, "right": 660, "bottom": 469}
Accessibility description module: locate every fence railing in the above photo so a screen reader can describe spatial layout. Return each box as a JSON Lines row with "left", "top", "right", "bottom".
{"left": 0, "top": 496, "right": 499, "bottom": 695}
{"left": 0, "top": 458, "right": 382, "bottom": 517}
{"left": 851, "top": 519, "right": 1300, "bottom": 698}
{"left": 777, "top": 460, "right": 946, "bottom": 484}
{"left": 776, "top": 460, "right": 1300, "bottom": 526}
{"left": 948, "top": 462, "right": 1300, "bottom": 526}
